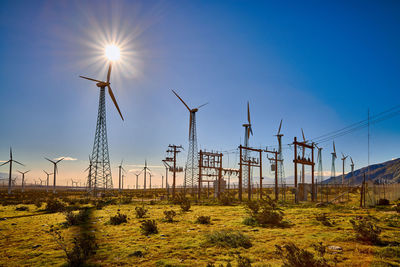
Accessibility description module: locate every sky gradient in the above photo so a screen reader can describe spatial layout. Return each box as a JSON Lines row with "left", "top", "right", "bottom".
{"left": 1, "top": 0, "right": 400, "bottom": 188}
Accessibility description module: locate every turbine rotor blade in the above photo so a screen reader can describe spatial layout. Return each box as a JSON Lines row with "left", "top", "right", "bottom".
{"left": 79, "top": 76, "right": 104, "bottom": 83}
{"left": 278, "top": 119, "right": 282, "bottom": 135}
{"left": 301, "top": 128, "right": 306, "bottom": 142}
{"left": 107, "top": 85, "right": 124, "bottom": 121}
{"left": 107, "top": 63, "right": 112, "bottom": 83}
{"left": 13, "top": 160, "right": 24, "bottom": 166}
{"left": 196, "top": 102, "right": 209, "bottom": 109}
{"left": 56, "top": 158, "right": 64, "bottom": 164}
{"left": 45, "top": 157, "right": 55, "bottom": 164}
{"left": 172, "top": 90, "right": 191, "bottom": 111}
{"left": 0, "top": 160, "right": 11, "bottom": 166}
{"left": 247, "top": 101, "right": 251, "bottom": 124}
{"left": 189, "top": 112, "right": 192, "bottom": 138}
{"left": 10, "top": 147, "right": 12, "bottom": 159}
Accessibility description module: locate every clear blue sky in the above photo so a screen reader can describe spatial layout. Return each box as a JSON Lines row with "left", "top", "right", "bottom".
{"left": 1, "top": 0, "right": 399, "bottom": 187}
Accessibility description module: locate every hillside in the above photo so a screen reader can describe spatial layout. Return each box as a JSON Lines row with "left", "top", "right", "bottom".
{"left": 324, "top": 158, "right": 400, "bottom": 184}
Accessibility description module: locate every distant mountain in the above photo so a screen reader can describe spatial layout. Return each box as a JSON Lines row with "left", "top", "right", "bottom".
{"left": 324, "top": 158, "right": 400, "bottom": 184}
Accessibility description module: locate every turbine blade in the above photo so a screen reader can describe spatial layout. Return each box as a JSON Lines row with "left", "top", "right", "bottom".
{"left": 249, "top": 126, "right": 253, "bottom": 136}
{"left": 45, "top": 157, "right": 55, "bottom": 163}
{"left": 278, "top": 119, "right": 282, "bottom": 135}
{"left": 351, "top": 157, "right": 354, "bottom": 165}
{"left": 56, "top": 158, "right": 64, "bottom": 164}
{"left": 247, "top": 101, "right": 251, "bottom": 124}
{"left": 172, "top": 90, "right": 191, "bottom": 111}
{"left": 107, "top": 85, "right": 124, "bottom": 121}
{"left": 301, "top": 128, "right": 306, "bottom": 142}
{"left": 333, "top": 141, "right": 336, "bottom": 154}
{"left": 107, "top": 63, "right": 112, "bottom": 83}
{"left": 189, "top": 112, "right": 192, "bottom": 138}
{"left": 79, "top": 76, "right": 104, "bottom": 83}
{"left": 13, "top": 160, "right": 24, "bottom": 166}
{"left": 10, "top": 147, "right": 12, "bottom": 159}
{"left": 196, "top": 102, "right": 209, "bottom": 109}
{"left": 0, "top": 160, "right": 10, "bottom": 166}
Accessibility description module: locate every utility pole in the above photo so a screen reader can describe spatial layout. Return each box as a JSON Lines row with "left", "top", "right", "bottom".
{"left": 265, "top": 148, "right": 280, "bottom": 201}
{"left": 163, "top": 145, "right": 183, "bottom": 198}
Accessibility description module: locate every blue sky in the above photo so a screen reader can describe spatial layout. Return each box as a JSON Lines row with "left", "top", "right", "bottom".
{"left": 0, "top": 0, "right": 399, "bottom": 187}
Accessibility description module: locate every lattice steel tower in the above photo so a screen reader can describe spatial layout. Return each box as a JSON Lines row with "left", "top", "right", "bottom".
{"left": 171, "top": 90, "right": 207, "bottom": 193}
{"left": 242, "top": 102, "right": 253, "bottom": 192}
{"left": 275, "top": 120, "right": 285, "bottom": 188}
{"left": 330, "top": 141, "right": 337, "bottom": 184}
{"left": 80, "top": 62, "right": 124, "bottom": 194}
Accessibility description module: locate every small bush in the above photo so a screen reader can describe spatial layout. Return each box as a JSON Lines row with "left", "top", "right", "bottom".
{"left": 140, "top": 219, "right": 158, "bottom": 235}
{"left": 65, "top": 209, "right": 90, "bottom": 226}
{"left": 196, "top": 216, "right": 211, "bottom": 224}
{"left": 316, "top": 213, "right": 334, "bottom": 227}
{"left": 205, "top": 230, "right": 252, "bottom": 248}
{"left": 244, "top": 197, "right": 284, "bottom": 227}
{"left": 275, "top": 242, "right": 330, "bottom": 267}
{"left": 350, "top": 216, "right": 381, "bottom": 244}
{"left": 135, "top": 206, "right": 148, "bottom": 218}
{"left": 236, "top": 255, "right": 252, "bottom": 267}
{"left": 219, "top": 192, "right": 234, "bottom": 206}
{"left": 15, "top": 206, "right": 29, "bottom": 211}
{"left": 45, "top": 199, "right": 66, "bottom": 213}
{"left": 394, "top": 203, "right": 400, "bottom": 213}
{"left": 34, "top": 200, "right": 42, "bottom": 209}
{"left": 109, "top": 212, "right": 128, "bottom": 225}
{"left": 173, "top": 193, "right": 191, "bottom": 211}
{"left": 163, "top": 210, "right": 176, "bottom": 222}
{"left": 377, "top": 199, "right": 390, "bottom": 206}
{"left": 120, "top": 196, "right": 132, "bottom": 204}
{"left": 129, "top": 250, "right": 144, "bottom": 257}
{"left": 242, "top": 217, "right": 257, "bottom": 226}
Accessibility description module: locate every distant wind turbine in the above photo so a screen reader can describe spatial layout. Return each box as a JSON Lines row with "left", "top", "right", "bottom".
{"left": 1, "top": 148, "right": 24, "bottom": 194}
{"left": 45, "top": 157, "right": 64, "bottom": 193}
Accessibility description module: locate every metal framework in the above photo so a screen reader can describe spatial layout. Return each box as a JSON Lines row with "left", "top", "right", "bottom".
{"left": 198, "top": 150, "right": 223, "bottom": 199}
{"left": 293, "top": 137, "right": 315, "bottom": 202}
{"left": 239, "top": 145, "right": 263, "bottom": 201}
{"left": 163, "top": 144, "right": 184, "bottom": 198}
{"left": 265, "top": 148, "right": 281, "bottom": 200}
{"left": 89, "top": 87, "right": 113, "bottom": 193}
{"left": 185, "top": 111, "right": 199, "bottom": 194}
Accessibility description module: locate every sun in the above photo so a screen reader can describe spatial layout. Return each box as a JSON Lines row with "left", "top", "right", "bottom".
{"left": 105, "top": 44, "right": 120, "bottom": 61}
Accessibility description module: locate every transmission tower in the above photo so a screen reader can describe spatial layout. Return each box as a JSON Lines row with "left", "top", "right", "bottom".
{"left": 242, "top": 102, "right": 253, "bottom": 193}
{"left": 330, "top": 141, "right": 337, "bottom": 184}
{"left": 316, "top": 146, "right": 323, "bottom": 184}
{"left": 275, "top": 120, "right": 285, "bottom": 190}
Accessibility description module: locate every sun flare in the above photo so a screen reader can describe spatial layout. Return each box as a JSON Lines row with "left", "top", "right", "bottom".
{"left": 105, "top": 44, "right": 120, "bottom": 61}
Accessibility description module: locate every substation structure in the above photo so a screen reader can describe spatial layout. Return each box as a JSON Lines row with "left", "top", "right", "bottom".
{"left": 238, "top": 145, "right": 263, "bottom": 201}
{"left": 293, "top": 137, "right": 315, "bottom": 203}
{"left": 163, "top": 144, "right": 184, "bottom": 199}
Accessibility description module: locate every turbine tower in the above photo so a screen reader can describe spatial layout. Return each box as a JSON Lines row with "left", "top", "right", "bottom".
{"left": 172, "top": 90, "right": 208, "bottom": 194}
{"left": 350, "top": 157, "right": 355, "bottom": 185}
{"left": 43, "top": 170, "right": 53, "bottom": 192}
{"left": 242, "top": 102, "right": 253, "bottom": 192}
{"left": 117, "top": 160, "right": 126, "bottom": 193}
{"left": 45, "top": 157, "right": 64, "bottom": 193}
{"left": 341, "top": 153, "right": 348, "bottom": 185}
{"left": 18, "top": 170, "right": 30, "bottom": 193}
{"left": 275, "top": 120, "right": 285, "bottom": 189}
{"left": 1, "top": 148, "right": 24, "bottom": 194}
{"left": 330, "top": 141, "right": 337, "bottom": 184}
{"left": 84, "top": 156, "right": 93, "bottom": 191}
{"left": 316, "top": 145, "right": 323, "bottom": 185}
{"left": 80, "top": 58, "right": 124, "bottom": 194}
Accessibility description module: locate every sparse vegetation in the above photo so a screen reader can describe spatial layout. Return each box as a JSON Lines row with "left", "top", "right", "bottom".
{"left": 140, "top": 219, "right": 158, "bottom": 235}
{"left": 315, "top": 213, "right": 335, "bottom": 227}
{"left": 45, "top": 198, "right": 66, "bottom": 213}
{"left": 275, "top": 242, "right": 330, "bottom": 267}
{"left": 196, "top": 215, "right": 211, "bottom": 224}
{"left": 204, "top": 230, "right": 252, "bottom": 248}
{"left": 350, "top": 216, "right": 382, "bottom": 244}
{"left": 243, "top": 197, "right": 286, "bottom": 227}
{"left": 15, "top": 206, "right": 29, "bottom": 211}
{"left": 64, "top": 209, "right": 90, "bottom": 226}
{"left": 163, "top": 210, "right": 176, "bottom": 222}
{"left": 109, "top": 212, "right": 128, "bottom": 225}
{"left": 135, "top": 206, "right": 148, "bottom": 218}
{"left": 378, "top": 198, "right": 390, "bottom": 206}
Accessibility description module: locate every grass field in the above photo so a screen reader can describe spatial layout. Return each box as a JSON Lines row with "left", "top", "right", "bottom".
{"left": 0, "top": 190, "right": 399, "bottom": 266}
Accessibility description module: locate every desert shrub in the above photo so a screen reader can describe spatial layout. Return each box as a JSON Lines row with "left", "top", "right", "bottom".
{"left": 205, "top": 230, "right": 252, "bottom": 248}
{"left": 377, "top": 199, "right": 390, "bottom": 206}
{"left": 140, "top": 219, "right": 158, "bottom": 235}
{"left": 149, "top": 200, "right": 156, "bottom": 205}
{"left": 129, "top": 250, "right": 144, "bottom": 257}
{"left": 163, "top": 210, "right": 176, "bottom": 222}
{"left": 109, "top": 212, "right": 128, "bottom": 225}
{"left": 384, "top": 214, "right": 400, "bottom": 228}
{"left": 244, "top": 197, "right": 285, "bottom": 227}
{"left": 45, "top": 198, "right": 66, "bottom": 213}
{"left": 275, "top": 242, "right": 330, "bottom": 267}
{"left": 315, "top": 213, "right": 334, "bottom": 227}
{"left": 15, "top": 206, "right": 29, "bottom": 211}
{"left": 120, "top": 196, "right": 132, "bottom": 204}
{"left": 135, "top": 206, "right": 148, "bottom": 218}
{"left": 394, "top": 203, "right": 400, "bottom": 213}
{"left": 376, "top": 246, "right": 400, "bottom": 261}
{"left": 34, "top": 200, "right": 43, "bottom": 209}
{"left": 236, "top": 255, "right": 252, "bottom": 267}
{"left": 173, "top": 193, "right": 191, "bottom": 211}
{"left": 196, "top": 216, "right": 211, "bottom": 224}
{"left": 311, "top": 242, "right": 327, "bottom": 257}
{"left": 350, "top": 216, "right": 381, "bottom": 244}
{"left": 65, "top": 209, "right": 90, "bottom": 226}
{"left": 219, "top": 192, "right": 234, "bottom": 206}
{"left": 242, "top": 217, "right": 258, "bottom": 226}
{"left": 78, "top": 198, "right": 90, "bottom": 205}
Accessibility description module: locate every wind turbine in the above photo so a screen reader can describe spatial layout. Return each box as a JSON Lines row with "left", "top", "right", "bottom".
{"left": 350, "top": 157, "right": 355, "bottom": 185}
{"left": 172, "top": 89, "right": 208, "bottom": 193}
{"left": 341, "top": 153, "right": 348, "bottom": 185}
{"left": 45, "top": 157, "right": 64, "bottom": 193}
{"left": 330, "top": 141, "right": 337, "bottom": 184}
{"left": 117, "top": 160, "right": 126, "bottom": 193}
{"left": 1, "top": 148, "right": 24, "bottom": 194}
{"left": 18, "top": 170, "right": 30, "bottom": 193}
{"left": 80, "top": 46, "right": 124, "bottom": 193}
{"left": 84, "top": 156, "right": 93, "bottom": 191}
{"left": 242, "top": 101, "right": 253, "bottom": 192}
{"left": 43, "top": 170, "right": 53, "bottom": 192}
{"left": 39, "top": 178, "right": 44, "bottom": 186}
{"left": 134, "top": 171, "right": 142, "bottom": 189}
{"left": 142, "top": 160, "right": 151, "bottom": 191}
